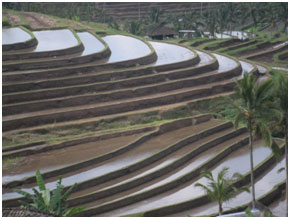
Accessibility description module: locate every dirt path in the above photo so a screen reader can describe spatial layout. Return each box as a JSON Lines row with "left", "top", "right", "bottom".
{"left": 19, "top": 12, "right": 59, "bottom": 28}
{"left": 3, "top": 11, "right": 22, "bottom": 25}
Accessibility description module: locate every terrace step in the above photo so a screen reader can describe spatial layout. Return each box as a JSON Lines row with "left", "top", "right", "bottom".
{"left": 236, "top": 41, "right": 287, "bottom": 58}
{"left": 75, "top": 132, "right": 251, "bottom": 216}
{"left": 3, "top": 57, "right": 234, "bottom": 116}
{"left": 2, "top": 76, "right": 240, "bottom": 132}
{"left": 3, "top": 116, "right": 223, "bottom": 199}
{"left": 3, "top": 50, "right": 215, "bottom": 104}
{"left": 2, "top": 27, "right": 38, "bottom": 52}
{"left": 3, "top": 35, "right": 159, "bottom": 83}
{"left": 246, "top": 42, "right": 288, "bottom": 63}
{"left": 2, "top": 91, "right": 235, "bottom": 135}
{"left": 221, "top": 40, "right": 258, "bottom": 52}
{"left": 3, "top": 53, "right": 241, "bottom": 131}
{"left": 171, "top": 155, "right": 286, "bottom": 217}
{"left": 67, "top": 127, "right": 244, "bottom": 208}
{"left": 91, "top": 138, "right": 273, "bottom": 217}
{"left": 3, "top": 32, "right": 111, "bottom": 71}
{"left": 3, "top": 29, "right": 84, "bottom": 62}
{"left": 146, "top": 145, "right": 285, "bottom": 217}
{"left": 2, "top": 40, "right": 197, "bottom": 90}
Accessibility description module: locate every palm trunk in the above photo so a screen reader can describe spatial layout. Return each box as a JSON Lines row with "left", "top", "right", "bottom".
{"left": 218, "top": 201, "right": 223, "bottom": 216}
{"left": 249, "top": 127, "right": 256, "bottom": 209}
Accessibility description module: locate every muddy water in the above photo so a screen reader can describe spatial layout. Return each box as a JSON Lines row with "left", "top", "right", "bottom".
{"left": 3, "top": 123, "right": 215, "bottom": 200}
{"left": 97, "top": 140, "right": 272, "bottom": 216}
{"left": 173, "top": 156, "right": 286, "bottom": 217}
{"left": 73, "top": 127, "right": 243, "bottom": 206}
{"left": 102, "top": 35, "right": 151, "bottom": 63}
{"left": 32, "top": 29, "right": 78, "bottom": 52}
{"left": 77, "top": 32, "right": 105, "bottom": 56}
{"left": 149, "top": 41, "right": 195, "bottom": 66}
{"left": 70, "top": 120, "right": 227, "bottom": 199}
{"left": 3, "top": 27, "right": 32, "bottom": 45}
{"left": 2, "top": 134, "right": 144, "bottom": 183}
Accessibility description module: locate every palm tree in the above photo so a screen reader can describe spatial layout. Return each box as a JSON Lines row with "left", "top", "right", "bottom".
{"left": 276, "top": 2, "right": 288, "bottom": 33}
{"left": 225, "top": 2, "right": 241, "bottom": 36}
{"left": 195, "top": 167, "right": 247, "bottom": 215}
{"left": 216, "top": 7, "right": 229, "bottom": 38}
{"left": 271, "top": 72, "right": 288, "bottom": 216}
{"left": 232, "top": 72, "right": 282, "bottom": 209}
{"left": 202, "top": 9, "right": 218, "bottom": 38}
{"left": 125, "top": 20, "right": 144, "bottom": 36}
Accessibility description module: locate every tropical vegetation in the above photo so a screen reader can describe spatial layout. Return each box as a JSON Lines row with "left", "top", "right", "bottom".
{"left": 195, "top": 167, "right": 248, "bottom": 215}
{"left": 14, "top": 170, "right": 86, "bottom": 217}
{"left": 231, "top": 72, "right": 282, "bottom": 209}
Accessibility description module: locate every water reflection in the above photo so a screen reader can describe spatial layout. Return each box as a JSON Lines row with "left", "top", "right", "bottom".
{"left": 3, "top": 27, "right": 32, "bottom": 45}
{"left": 33, "top": 29, "right": 78, "bottom": 52}
{"left": 77, "top": 32, "right": 105, "bottom": 56}
{"left": 102, "top": 35, "right": 151, "bottom": 63}
{"left": 149, "top": 41, "right": 195, "bottom": 66}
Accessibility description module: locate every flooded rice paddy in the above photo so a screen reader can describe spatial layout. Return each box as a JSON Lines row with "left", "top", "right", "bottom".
{"left": 96, "top": 140, "right": 273, "bottom": 216}
{"left": 102, "top": 35, "right": 151, "bottom": 63}
{"left": 2, "top": 27, "right": 32, "bottom": 45}
{"left": 3, "top": 123, "right": 215, "bottom": 200}
{"left": 173, "top": 156, "right": 286, "bottom": 217}
{"left": 149, "top": 41, "right": 195, "bottom": 66}
{"left": 2, "top": 134, "right": 144, "bottom": 184}
{"left": 77, "top": 32, "right": 105, "bottom": 56}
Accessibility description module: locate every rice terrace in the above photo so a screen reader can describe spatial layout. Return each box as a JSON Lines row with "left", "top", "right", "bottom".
{"left": 2, "top": 2, "right": 288, "bottom": 217}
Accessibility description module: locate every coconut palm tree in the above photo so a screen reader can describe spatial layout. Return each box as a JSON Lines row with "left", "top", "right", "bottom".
{"left": 231, "top": 72, "right": 282, "bottom": 209}
{"left": 271, "top": 72, "right": 288, "bottom": 216}
{"left": 216, "top": 7, "right": 229, "bottom": 38}
{"left": 202, "top": 9, "right": 218, "bottom": 38}
{"left": 224, "top": 2, "right": 242, "bottom": 36}
{"left": 195, "top": 167, "right": 247, "bottom": 216}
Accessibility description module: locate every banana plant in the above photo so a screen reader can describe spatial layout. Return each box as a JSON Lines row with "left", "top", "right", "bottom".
{"left": 15, "top": 170, "right": 86, "bottom": 217}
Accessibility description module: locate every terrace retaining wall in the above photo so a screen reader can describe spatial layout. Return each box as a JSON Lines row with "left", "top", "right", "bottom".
{"left": 2, "top": 26, "right": 38, "bottom": 52}
{"left": 3, "top": 53, "right": 216, "bottom": 99}
{"left": 3, "top": 32, "right": 111, "bottom": 71}
{"left": 140, "top": 145, "right": 285, "bottom": 217}
{"left": 74, "top": 136, "right": 249, "bottom": 216}
{"left": 3, "top": 61, "right": 239, "bottom": 116}
{"left": 67, "top": 125, "right": 243, "bottom": 208}
{"left": 3, "top": 28, "right": 84, "bottom": 61}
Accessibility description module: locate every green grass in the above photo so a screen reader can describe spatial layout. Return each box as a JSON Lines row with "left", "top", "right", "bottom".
{"left": 188, "top": 94, "right": 244, "bottom": 125}
{"left": 2, "top": 15, "right": 10, "bottom": 26}
{"left": 3, "top": 157, "right": 23, "bottom": 168}
{"left": 273, "top": 50, "right": 288, "bottom": 65}
{"left": 2, "top": 106, "right": 195, "bottom": 149}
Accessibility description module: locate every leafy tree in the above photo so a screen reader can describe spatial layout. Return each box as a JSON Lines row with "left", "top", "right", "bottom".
{"left": 15, "top": 170, "right": 86, "bottom": 217}
{"left": 195, "top": 167, "right": 248, "bottom": 216}
{"left": 231, "top": 72, "right": 282, "bottom": 209}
